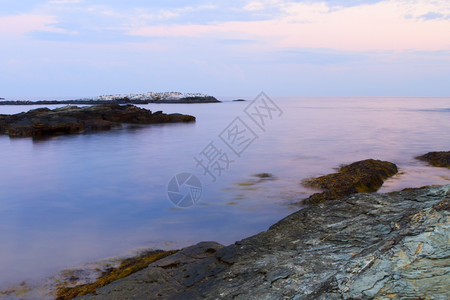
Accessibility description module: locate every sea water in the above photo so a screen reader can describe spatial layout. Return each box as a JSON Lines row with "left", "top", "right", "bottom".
{"left": 0, "top": 97, "right": 449, "bottom": 291}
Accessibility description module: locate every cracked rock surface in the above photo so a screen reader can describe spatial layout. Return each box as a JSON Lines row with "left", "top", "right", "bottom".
{"left": 76, "top": 185, "right": 449, "bottom": 299}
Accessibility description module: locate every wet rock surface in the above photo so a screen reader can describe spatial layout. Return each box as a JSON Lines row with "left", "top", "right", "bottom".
{"left": 75, "top": 184, "right": 449, "bottom": 300}
{"left": 0, "top": 104, "right": 195, "bottom": 137}
{"left": 56, "top": 250, "right": 178, "bottom": 300}
{"left": 302, "top": 159, "right": 398, "bottom": 204}
{"left": 417, "top": 151, "right": 450, "bottom": 168}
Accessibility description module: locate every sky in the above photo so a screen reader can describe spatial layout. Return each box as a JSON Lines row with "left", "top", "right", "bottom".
{"left": 1, "top": 0, "right": 449, "bottom": 98}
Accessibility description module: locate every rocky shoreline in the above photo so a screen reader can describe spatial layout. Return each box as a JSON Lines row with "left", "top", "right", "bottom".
{"left": 0, "top": 104, "right": 195, "bottom": 137}
{"left": 53, "top": 157, "right": 450, "bottom": 300}
{"left": 0, "top": 93, "right": 221, "bottom": 105}
{"left": 0, "top": 97, "right": 220, "bottom": 105}
{"left": 68, "top": 185, "right": 449, "bottom": 300}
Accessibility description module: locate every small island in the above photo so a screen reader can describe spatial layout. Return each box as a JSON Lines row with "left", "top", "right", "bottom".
{"left": 0, "top": 92, "right": 220, "bottom": 105}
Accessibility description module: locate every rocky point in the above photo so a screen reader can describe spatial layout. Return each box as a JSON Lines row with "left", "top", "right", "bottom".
{"left": 0, "top": 104, "right": 195, "bottom": 137}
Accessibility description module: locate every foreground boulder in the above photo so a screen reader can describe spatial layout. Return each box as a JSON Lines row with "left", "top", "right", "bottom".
{"left": 416, "top": 151, "right": 450, "bottom": 168}
{"left": 302, "top": 159, "right": 398, "bottom": 204}
{"left": 0, "top": 104, "right": 195, "bottom": 137}
{"left": 72, "top": 185, "right": 449, "bottom": 299}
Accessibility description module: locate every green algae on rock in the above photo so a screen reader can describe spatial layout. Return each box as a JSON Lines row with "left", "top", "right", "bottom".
{"left": 302, "top": 159, "right": 398, "bottom": 204}
{"left": 0, "top": 281, "right": 32, "bottom": 299}
{"left": 416, "top": 151, "right": 450, "bottom": 168}
{"left": 56, "top": 250, "right": 178, "bottom": 300}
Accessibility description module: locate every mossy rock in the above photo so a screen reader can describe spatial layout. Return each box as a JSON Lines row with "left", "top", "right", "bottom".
{"left": 56, "top": 249, "right": 178, "bottom": 299}
{"left": 416, "top": 151, "right": 450, "bottom": 168}
{"left": 303, "top": 159, "right": 398, "bottom": 205}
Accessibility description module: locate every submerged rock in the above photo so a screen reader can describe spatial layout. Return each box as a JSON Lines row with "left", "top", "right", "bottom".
{"left": 0, "top": 104, "right": 195, "bottom": 137}
{"left": 73, "top": 185, "right": 449, "bottom": 300}
{"left": 302, "top": 159, "right": 398, "bottom": 204}
{"left": 416, "top": 151, "right": 450, "bottom": 168}
{"left": 252, "top": 173, "right": 275, "bottom": 179}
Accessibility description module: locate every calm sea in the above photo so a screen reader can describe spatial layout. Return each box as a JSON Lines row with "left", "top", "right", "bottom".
{"left": 0, "top": 97, "right": 449, "bottom": 293}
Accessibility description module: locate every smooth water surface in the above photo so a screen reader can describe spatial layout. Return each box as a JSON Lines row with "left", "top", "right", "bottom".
{"left": 0, "top": 97, "right": 449, "bottom": 291}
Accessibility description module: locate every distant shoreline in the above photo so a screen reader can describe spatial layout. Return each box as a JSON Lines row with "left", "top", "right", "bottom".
{"left": 0, "top": 97, "right": 221, "bottom": 105}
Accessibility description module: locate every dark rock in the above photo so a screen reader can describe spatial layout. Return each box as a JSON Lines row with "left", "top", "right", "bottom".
{"left": 416, "top": 151, "right": 450, "bottom": 168}
{"left": 158, "top": 96, "right": 220, "bottom": 103}
{"left": 302, "top": 159, "right": 398, "bottom": 204}
{"left": 75, "top": 185, "right": 450, "bottom": 299}
{"left": 0, "top": 104, "right": 195, "bottom": 137}
{"left": 232, "top": 99, "right": 246, "bottom": 102}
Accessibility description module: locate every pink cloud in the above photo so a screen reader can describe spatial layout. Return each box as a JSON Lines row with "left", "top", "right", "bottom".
{"left": 0, "top": 14, "right": 69, "bottom": 36}
{"left": 128, "top": 0, "right": 450, "bottom": 52}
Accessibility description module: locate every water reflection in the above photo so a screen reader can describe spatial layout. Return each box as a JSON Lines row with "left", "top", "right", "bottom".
{"left": 0, "top": 97, "right": 449, "bottom": 291}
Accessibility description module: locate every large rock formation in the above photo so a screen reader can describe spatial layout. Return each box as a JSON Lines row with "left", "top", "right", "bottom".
{"left": 71, "top": 185, "right": 449, "bottom": 300}
{"left": 417, "top": 151, "right": 450, "bottom": 168}
{"left": 0, "top": 104, "right": 195, "bottom": 137}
